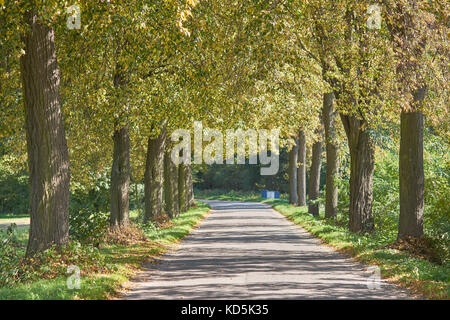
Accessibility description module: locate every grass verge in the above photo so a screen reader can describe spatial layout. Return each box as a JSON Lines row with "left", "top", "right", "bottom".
{"left": 0, "top": 213, "right": 29, "bottom": 220}
{"left": 0, "top": 201, "right": 210, "bottom": 300}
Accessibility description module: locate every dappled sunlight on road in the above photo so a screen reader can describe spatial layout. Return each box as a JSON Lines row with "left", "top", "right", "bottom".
{"left": 124, "top": 201, "right": 413, "bottom": 300}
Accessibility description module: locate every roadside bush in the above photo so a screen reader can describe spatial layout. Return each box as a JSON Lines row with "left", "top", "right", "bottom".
{"left": 69, "top": 173, "right": 111, "bottom": 244}
{"left": 0, "top": 223, "right": 110, "bottom": 288}
{"left": 0, "top": 240, "right": 109, "bottom": 288}
{"left": 0, "top": 160, "right": 28, "bottom": 215}
{"left": 69, "top": 207, "right": 109, "bottom": 245}
{"left": 0, "top": 224, "right": 24, "bottom": 286}
{"left": 423, "top": 132, "right": 450, "bottom": 238}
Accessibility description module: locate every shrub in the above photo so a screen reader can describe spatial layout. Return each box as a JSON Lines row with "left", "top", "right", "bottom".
{"left": 0, "top": 224, "right": 24, "bottom": 287}
{"left": 69, "top": 207, "right": 109, "bottom": 245}
{"left": 0, "top": 224, "right": 109, "bottom": 288}
{"left": 0, "top": 160, "right": 28, "bottom": 215}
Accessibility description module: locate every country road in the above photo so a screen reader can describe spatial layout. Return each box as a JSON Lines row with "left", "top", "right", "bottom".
{"left": 124, "top": 200, "right": 414, "bottom": 299}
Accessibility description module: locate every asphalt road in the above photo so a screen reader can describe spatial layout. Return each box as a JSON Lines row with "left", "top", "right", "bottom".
{"left": 124, "top": 200, "right": 413, "bottom": 299}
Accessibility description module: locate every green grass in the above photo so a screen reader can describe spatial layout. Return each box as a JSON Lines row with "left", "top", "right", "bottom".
{"left": 129, "top": 209, "right": 140, "bottom": 221}
{"left": 0, "top": 225, "right": 29, "bottom": 245}
{"left": 0, "top": 201, "right": 210, "bottom": 300}
{"left": 0, "top": 213, "right": 29, "bottom": 219}
{"left": 199, "top": 191, "right": 449, "bottom": 299}
{"left": 144, "top": 204, "right": 212, "bottom": 243}
{"left": 195, "top": 188, "right": 274, "bottom": 202}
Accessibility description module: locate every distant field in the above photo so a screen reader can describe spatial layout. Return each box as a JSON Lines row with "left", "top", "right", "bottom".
{"left": 0, "top": 215, "right": 30, "bottom": 229}
{"left": 0, "top": 210, "right": 140, "bottom": 229}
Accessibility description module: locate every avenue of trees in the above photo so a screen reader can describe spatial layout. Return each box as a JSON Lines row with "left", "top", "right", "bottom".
{"left": 0, "top": 0, "right": 448, "bottom": 257}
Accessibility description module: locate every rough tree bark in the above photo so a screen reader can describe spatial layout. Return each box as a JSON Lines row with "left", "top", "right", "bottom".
{"left": 163, "top": 150, "right": 175, "bottom": 218}
{"left": 178, "top": 164, "right": 187, "bottom": 213}
{"left": 109, "top": 58, "right": 131, "bottom": 228}
{"left": 20, "top": 12, "right": 70, "bottom": 255}
{"left": 289, "top": 138, "right": 299, "bottom": 204}
{"left": 340, "top": 114, "right": 375, "bottom": 233}
{"left": 186, "top": 164, "right": 195, "bottom": 208}
{"left": 308, "top": 139, "right": 323, "bottom": 216}
{"left": 134, "top": 178, "right": 140, "bottom": 210}
{"left": 144, "top": 130, "right": 167, "bottom": 222}
{"left": 171, "top": 160, "right": 180, "bottom": 217}
{"left": 398, "top": 87, "right": 426, "bottom": 239}
{"left": 297, "top": 130, "right": 307, "bottom": 206}
{"left": 110, "top": 127, "right": 130, "bottom": 227}
{"left": 322, "top": 92, "right": 339, "bottom": 218}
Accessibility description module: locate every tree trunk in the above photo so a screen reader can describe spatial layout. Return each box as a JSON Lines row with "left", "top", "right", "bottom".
{"left": 322, "top": 92, "right": 339, "bottom": 218}
{"left": 289, "top": 138, "right": 299, "bottom": 204}
{"left": 172, "top": 160, "right": 180, "bottom": 217}
{"left": 308, "top": 140, "right": 322, "bottom": 216}
{"left": 398, "top": 87, "right": 425, "bottom": 239}
{"left": 20, "top": 13, "right": 70, "bottom": 255}
{"left": 144, "top": 130, "right": 166, "bottom": 222}
{"left": 135, "top": 178, "right": 140, "bottom": 210}
{"left": 110, "top": 127, "right": 130, "bottom": 227}
{"left": 163, "top": 150, "right": 175, "bottom": 218}
{"left": 186, "top": 164, "right": 195, "bottom": 208}
{"left": 341, "top": 114, "right": 375, "bottom": 233}
{"left": 178, "top": 164, "right": 187, "bottom": 213}
{"left": 297, "top": 130, "right": 307, "bottom": 206}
